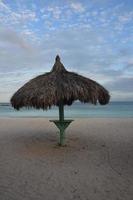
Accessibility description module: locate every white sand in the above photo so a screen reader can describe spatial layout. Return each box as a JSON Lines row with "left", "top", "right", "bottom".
{"left": 0, "top": 118, "right": 133, "bottom": 200}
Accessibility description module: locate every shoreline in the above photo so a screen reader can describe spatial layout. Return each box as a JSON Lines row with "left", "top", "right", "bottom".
{"left": 0, "top": 116, "right": 133, "bottom": 119}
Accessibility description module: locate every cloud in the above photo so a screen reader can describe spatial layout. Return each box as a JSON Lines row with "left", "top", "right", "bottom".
{"left": 118, "top": 12, "right": 133, "bottom": 24}
{"left": 0, "top": 1, "right": 133, "bottom": 102}
{"left": 0, "top": 1, "right": 38, "bottom": 27}
{"left": 106, "top": 77, "right": 133, "bottom": 92}
{"left": 0, "top": 0, "right": 10, "bottom": 12}
{"left": 47, "top": 6, "right": 62, "bottom": 19}
{"left": 0, "top": 27, "right": 31, "bottom": 49}
{"left": 70, "top": 2, "right": 85, "bottom": 13}
{"left": 110, "top": 91, "right": 133, "bottom": 101}
{"left": 0, "top": 27, "right": 44, "bottom": 76}
{"left": 12, "top": 10, "right": 38, "bottom": 23}
{"left": 0, "top": 26, "right": 132, "bottom": 86}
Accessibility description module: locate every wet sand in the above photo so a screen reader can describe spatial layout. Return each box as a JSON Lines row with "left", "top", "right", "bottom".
{"left": 0, "top": 118, "right": 133, "bottom": 200}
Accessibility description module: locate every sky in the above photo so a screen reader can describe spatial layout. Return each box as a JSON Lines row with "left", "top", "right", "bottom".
{"left": 0, "top": 0, "right": 133, "bottom": 102}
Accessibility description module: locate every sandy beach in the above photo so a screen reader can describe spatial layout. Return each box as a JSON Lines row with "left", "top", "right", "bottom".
{"left": 0, "top": 118, "right": 133, "bottom": 200}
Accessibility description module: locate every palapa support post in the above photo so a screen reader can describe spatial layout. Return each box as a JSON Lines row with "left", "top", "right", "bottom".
{"left": 59, "top": 99, "right": 64, "bottom": 122}
{"left": 50, "top": 100, "right": 73, "bottom": 146}
{"left": 59, "top": 100, "right": 65, "bottom": 146}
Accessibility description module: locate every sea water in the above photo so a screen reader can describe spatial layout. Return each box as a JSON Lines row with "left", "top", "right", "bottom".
{"left": 0, "top": 102, "right": 133, "bottom": 118}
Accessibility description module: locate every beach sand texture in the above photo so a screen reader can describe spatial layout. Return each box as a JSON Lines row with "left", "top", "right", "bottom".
{"left": 0, "top": 118, "right": 133, "bottom": 200}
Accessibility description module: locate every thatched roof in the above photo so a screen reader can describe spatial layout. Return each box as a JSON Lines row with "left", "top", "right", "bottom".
{"left": 11, "top": 55, "right": 110, "bottom": 110}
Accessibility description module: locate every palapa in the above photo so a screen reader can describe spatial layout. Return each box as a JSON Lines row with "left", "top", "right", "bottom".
{"left": 11, "top": 55, "right": 110, "bottom": 146}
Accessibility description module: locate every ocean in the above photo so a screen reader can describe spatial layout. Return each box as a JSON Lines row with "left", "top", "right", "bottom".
{"left": 0, "top": 102, "right": 133, "bottom": 118}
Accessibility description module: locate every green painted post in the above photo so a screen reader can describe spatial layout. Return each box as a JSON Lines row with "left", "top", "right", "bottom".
{"left": 59, "top": 100, "right": 65, "bottom": 146}
{"left": 59, "top": 100, "right": 64, "bottom": 122}
{"left": 49, "top": 99, "right": 73, "bottom": 146}
{"left": 59, "top": 126, "right": 65, "bottom": 146}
